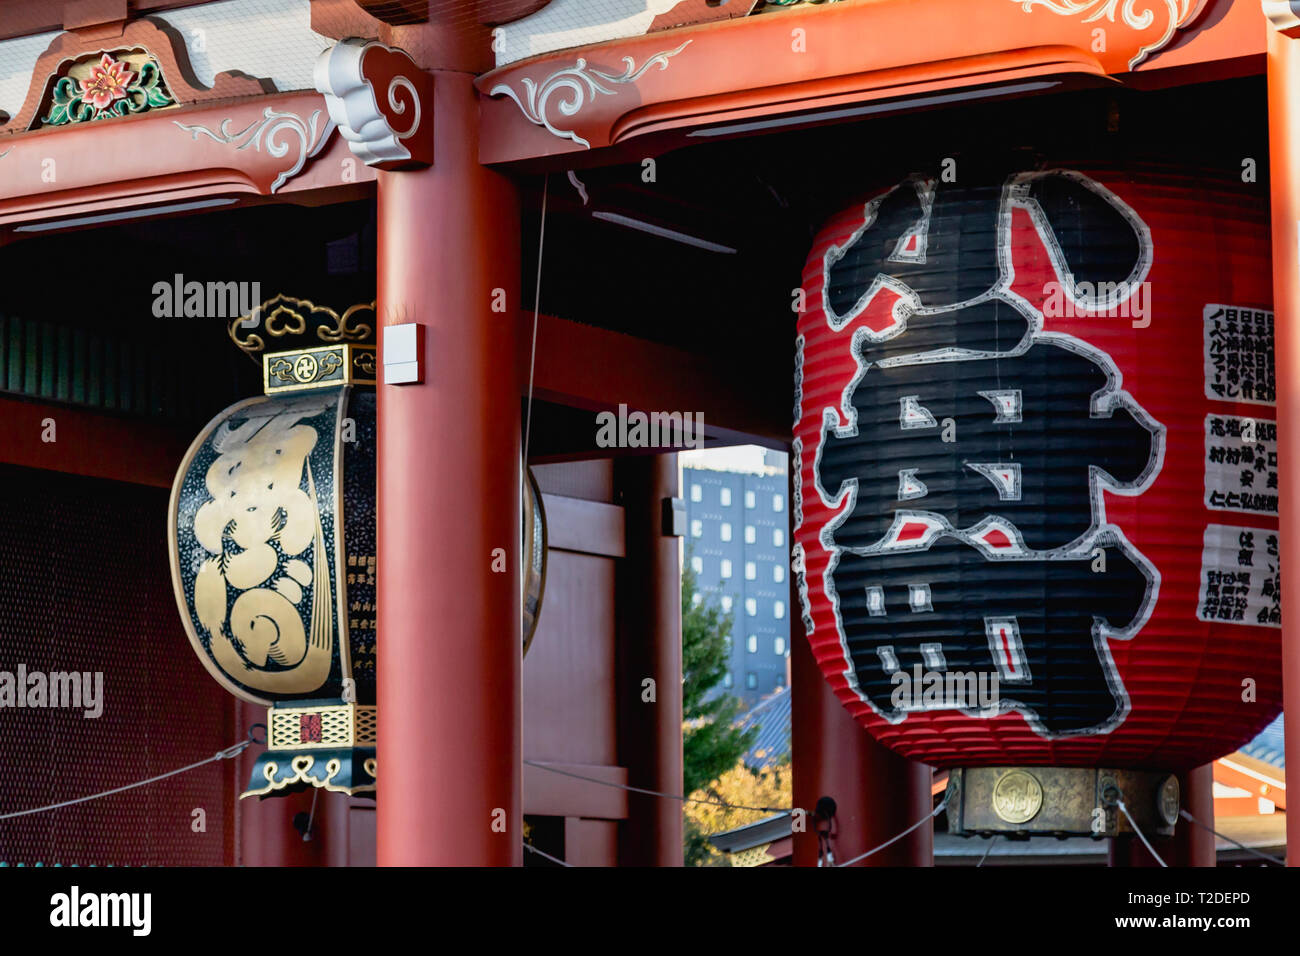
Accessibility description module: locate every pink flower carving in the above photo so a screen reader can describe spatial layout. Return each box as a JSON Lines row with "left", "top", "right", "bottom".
{"left": 78, "top": 54, "right": 135, "bottom": 111}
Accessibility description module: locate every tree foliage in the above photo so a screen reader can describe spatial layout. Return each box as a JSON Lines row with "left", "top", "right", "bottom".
{"left": 681, "top": 555, "right": 761, "bottom": 865}
{"left": 685, "top": 757, "right": 793, "bottom": 867}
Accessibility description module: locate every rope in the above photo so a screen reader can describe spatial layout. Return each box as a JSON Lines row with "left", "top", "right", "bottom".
{"left": 0, "top": 739, "right": 252, "bottom": 822}
{"left": 976, "top": 834, "right": 999, "bottom": 867}
{"left": 1116, "top": 799, "right": 1167, "bottom": 867}
{"left": 835, "top": 791, "right": 949, "bottom": 867}
{"left": 1179, "top": 808, "right": 1285, "bottom": 866}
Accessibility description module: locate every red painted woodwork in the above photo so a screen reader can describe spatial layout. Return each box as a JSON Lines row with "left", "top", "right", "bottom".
{"left": 613, "top": 454, "right": 684, "bottom": 866}
{"left": 1215, "top": 752, "right": 1286, "bottom": 810}
{"left": 0, "top": 91, "right": 373, "bottom": 235}
{"left": 0, "top": 395, "right": 190, "bottom": 488}
{"left": 1266, "top": 23, "right": 1300, "bottom": 865}
{"left": 523, "top": 545, "right": 620, "bottom": 766}
{"left": 563, "top": 816, "right": 618, "bottom": 866}
{"left": 475, "top": 0, "right": 1245, "bottom": 165}
{"left": 524, "top": 312, "right": 788, "bottom": 447}
{"left": 375, "top": 69, "right": 522, "bottom": 866}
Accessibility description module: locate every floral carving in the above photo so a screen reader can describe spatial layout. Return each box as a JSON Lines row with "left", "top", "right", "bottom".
{"left": 40, "top": 53, "right": 175, "bottom": 127}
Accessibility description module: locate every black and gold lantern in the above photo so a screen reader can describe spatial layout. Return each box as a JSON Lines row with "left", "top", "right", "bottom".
{"left": 169, "top": 295, "right": 548, "bottom": 799}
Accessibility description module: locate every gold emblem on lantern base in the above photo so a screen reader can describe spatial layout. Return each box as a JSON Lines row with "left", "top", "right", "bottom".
{"left": 992, "top": 770, "right": 1043, "bottom": 824}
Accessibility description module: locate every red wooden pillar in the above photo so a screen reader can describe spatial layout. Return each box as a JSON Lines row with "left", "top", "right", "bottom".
{"left": 614, "top": 453, "right": 684, "bottom": 866}
{"left": 1174, "top": 764, "right": 1217, "bottom": 867}
{"left": 375, "top": 70, "right": 522, "bottom": 866}
{"left": 1266, "top": 12, "right": 1300, "bottom": 866}
{"left": 1108, "top": 764, "right": 1215, "bottom": 867}
{"left": 790, "top": 631, "right": 933, "bottom": 866}
{"left": 788, "top": 474, "right": 932, "bottom": 866}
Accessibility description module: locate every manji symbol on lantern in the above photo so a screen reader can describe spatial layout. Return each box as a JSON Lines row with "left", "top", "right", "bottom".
{"left": 168, "top": 295, "right": 549, "bottom": 799}
{"left": 793, "top": 157, "right": 1282, "bottom": 838}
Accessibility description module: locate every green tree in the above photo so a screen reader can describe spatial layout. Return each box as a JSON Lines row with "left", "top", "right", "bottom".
{"left": 681, "top": 555, "right": 758, "bottom": 865}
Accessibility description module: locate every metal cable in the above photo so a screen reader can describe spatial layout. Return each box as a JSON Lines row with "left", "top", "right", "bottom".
{"left": 523, "top": 841, "right": 574, "bottom": 867}
{"left": 976, "top": 834, "right": 999, "bottom": 867}
{"left": 522, "top": 759, "right": 789, "bottom": 813}
{"left": 1116, "top": 799, "right": 1167, "bottom": 867}
{"left": 522, "top": 173, "right": 547, "bottom": 466}
{"left": 0, "top": 739, "right": 251, "bottom": 822}
{"left": 835, "top": 791, "right": 950, "bottom": 868}
{"left": 1178, "top": 808, "right": 1285, "bottom": 866}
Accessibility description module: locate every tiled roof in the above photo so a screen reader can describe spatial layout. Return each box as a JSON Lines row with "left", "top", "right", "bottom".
{"left": 739, "top": 685, "right": 791, "bottom": 768}
{"left": 1240, "top": 714, "right": 1285, "bottom": 768}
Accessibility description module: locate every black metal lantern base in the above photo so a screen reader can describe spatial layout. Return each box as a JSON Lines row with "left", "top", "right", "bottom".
{"left": 946, "top": 766, "right": 1179, "bottom": 839}
{"left": 240, "top": 703, "right": 377, "bottom": 799}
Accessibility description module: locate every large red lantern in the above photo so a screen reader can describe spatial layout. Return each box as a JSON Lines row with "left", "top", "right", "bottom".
{"left": 793, "top": 158, "right": 1280, "bottom": 835}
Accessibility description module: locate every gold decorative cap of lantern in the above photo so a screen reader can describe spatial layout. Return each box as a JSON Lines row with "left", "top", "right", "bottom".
{"left": 228, "top": 294, "right": 377, "bottom": 395}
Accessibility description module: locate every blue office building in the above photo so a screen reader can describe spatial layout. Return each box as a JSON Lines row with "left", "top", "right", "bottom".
{"left": 684, "top": 460, "right": 791, "bottom": 707}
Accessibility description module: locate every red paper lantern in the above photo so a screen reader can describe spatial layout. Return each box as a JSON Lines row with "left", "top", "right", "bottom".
{"left": 794, "top": 160, "right": 1280, "bottom": 775}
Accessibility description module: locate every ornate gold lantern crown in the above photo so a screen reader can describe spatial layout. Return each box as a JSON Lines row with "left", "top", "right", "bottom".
{"left": 228, "top": 294, "right": 377, "bottom": 396}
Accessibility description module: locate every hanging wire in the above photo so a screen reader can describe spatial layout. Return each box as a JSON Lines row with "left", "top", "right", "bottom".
{"left": 523, "top": 759, "right": 789, "bottom": 813}
{"left": 302, "top": 787, "right": 320, "bottom": 842}
{"left": 976, "top": 834, "right": 999, "bottom": 867}
{"left": 1116, "top": 798, "right": 1167, "bottom": 867}
{"left": 1179, "top": 808, "right": 1285, "bottom": 866}
{"left": 523, "top": 841, "right": 573, "bottom": 867}
{"left": 522, "top": 172, "right": 548, "bottom": 467}
{"left": 835, "top": 790, "right": 950, "bottom": 867}
{"left": 0, "top": 738, "right": 252, "bottom": 822}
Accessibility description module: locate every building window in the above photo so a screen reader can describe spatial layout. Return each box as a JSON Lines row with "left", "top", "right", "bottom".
{"left": 720, "top": 559, "right": 732, "bottom": 579}
{"left": 691, "top": 519, "right": 702, "bottom": 538}
{"left": 745, "top": 490, "right": 756, "bottom": 509}
{"left": 747, "top": 634, "right": 758, "bottom": 653}
{"left": 745, "top": 598, "right": 757, "bottom": 617}
{"left": 746, "top": 672, "right": 758, "bottom": 690}
{"left": 721, "top": 595, "right": 733, "bottom": 613}
{"left": 773, "top": 493, "right": 785, "bottom": 513}
{"left": 721, "top": 522, "right": 733, "bottom": 542}
{"left": 720, "top": 487, "right": 732, "bottom": 507}
{"left": 745, "top": 525, "right": 756, "bottom": 544}
{"left": 774, "top": 637, "right": 786, "bottom": 655}
{"left": 690, "top": 483, "right": 702, "bottom": 502}
{"left": 691, "top": 556, "right": 703, "bottom": 574}
{"left": 773, "top": 564, "right": 785, "bottom": 583}
{"left": 773, "top": 528, "right": 784, "bottom": 547}
{"left": 723, "top": 636, "right": 733, "bottom": 653}
{"left": 692, "top": 592, "right": 702, "bottom": 607}
{"left": 745, "top": 561, "right": 757, "bottom": 580}
{"left": 774, "top": 600, "right": 786, "bottom": 619}
{"left": 723, "top": 672, "right": 733, "bottom": 688}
